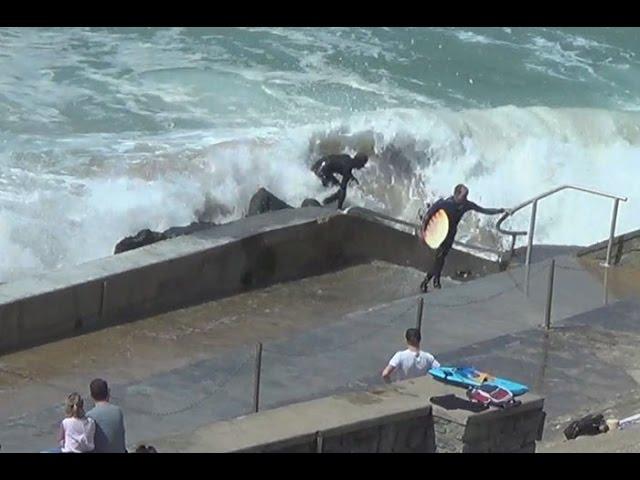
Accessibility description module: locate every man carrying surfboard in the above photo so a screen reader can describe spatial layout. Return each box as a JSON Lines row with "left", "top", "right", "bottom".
{"left": 310, "top": 152, "right": 368, "bottom": 209}
{"left": 419, "top": 184, "right": 509, "bottom": 293}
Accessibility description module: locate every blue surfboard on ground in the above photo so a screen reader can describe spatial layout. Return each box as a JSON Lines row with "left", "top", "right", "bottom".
{"left": 428, "top": 366, "right": 529, "bottom": 396}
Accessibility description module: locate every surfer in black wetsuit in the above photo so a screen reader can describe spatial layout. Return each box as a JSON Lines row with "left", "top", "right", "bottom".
{"left": 420, "top": 184, "right": 509, "bottom": 293}
{"left": 311, "top": 153, "right": 368, "bottom": 209}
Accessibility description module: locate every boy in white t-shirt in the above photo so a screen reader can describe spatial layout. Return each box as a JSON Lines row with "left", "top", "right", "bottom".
{"left": 382, "top": 328, "right": 440, "bottom": 382}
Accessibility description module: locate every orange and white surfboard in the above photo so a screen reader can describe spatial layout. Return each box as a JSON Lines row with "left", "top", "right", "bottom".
{"left": 422, "top": 209, "right": 449, "bottom": 249}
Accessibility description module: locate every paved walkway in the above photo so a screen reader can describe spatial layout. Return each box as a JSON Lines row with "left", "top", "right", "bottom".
{"left": 1, "top": 251, "right": 637, "bottom": 452}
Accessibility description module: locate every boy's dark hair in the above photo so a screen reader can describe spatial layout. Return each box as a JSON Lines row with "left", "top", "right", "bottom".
{"left": 405, "top": 328, "right": 421, "bottom": 345}
{"left": 90, "top": 378, "right": 109, "bottom": 402}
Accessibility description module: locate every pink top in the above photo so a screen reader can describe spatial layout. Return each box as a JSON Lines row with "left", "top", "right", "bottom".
{"left": 59, "top": 417, "right": 96, "bottom": 453}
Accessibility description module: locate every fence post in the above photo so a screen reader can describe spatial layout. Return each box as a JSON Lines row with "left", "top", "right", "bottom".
{"left": 603, "top": 266, "right": 610, "bottom": 306}
{"left": 416, "top": 297, "right": 424, "bottom": 335}
{"left": 603, "top": 198, "right": 620, "bottom": 268}
{"left": 524, "top": 200, "right": 538, "bottom": 296}
{"left": 544, "top": 259, "right": 555, "bottom": 330}
{"left": 253, "top": 342, "right": 263, "bottom": 413}
{"left": 315, "top": 431, "right": 324, "bottom": 453}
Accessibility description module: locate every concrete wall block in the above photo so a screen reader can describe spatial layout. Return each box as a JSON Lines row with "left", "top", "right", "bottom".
{"left": 20, "top": 289, "right": 80, "bottom": 344}
{"left": 490, "top": 433, "right": 527, "bottom": 451}
{"left": 506, "top": 442, "right": 536, "bottom": 454}
{"left": 323, "top": 425, "right": 382, "bottom": 453}
{"left": 382, "top": 414, "right": 435, "bottom": 453}
{"left": 488, "top": 417, "right": 517, "bottom": 437}
{"left": 279, "top": 442, "right": 317, "bottom": 453}
{"left": 262, "top": 440, "right": 316, "bottom": 453}
{"left": 240, "top": 434, "right": 317, "bottom": 453}
{"left": 461, "top": 421, "right": 489, "bottom": 444}
{"left": 484, "top": 411, "right": 546, "bottom": 452}
{"left": 377, "top": 420, "right": 398, "bottom": 452}
{"left": 462, "top": 441, "right": 490, "bottom": 453}
{"left": 511, "top": 411, "right": 546, "bottom": 439}
{"left": 104, "top": 268, "right": 163, "bottom": 320}
{"left": 71, "top": 281, "right": 105, "bottom": 331}
{"left": 200, "top": 246, "right": 249, "bottom": 297}
{"left": 536, "top": 411, "right": 546, "bottom": 441}
{"left": 0, "top": 301, "right": 23, "bottom": 352}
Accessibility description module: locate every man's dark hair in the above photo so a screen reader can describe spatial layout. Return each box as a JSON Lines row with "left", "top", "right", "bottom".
{"left": 353, "top": 153, "right": 368, "bottom": 168}
{"left": 90, "top": 378, "right": 109, "bottom": 402}
{"left": 405, "top": 328, "right": 421, "bottom": 345}
{"left": 454, "top": 184, "right": 468, "bottom": 196}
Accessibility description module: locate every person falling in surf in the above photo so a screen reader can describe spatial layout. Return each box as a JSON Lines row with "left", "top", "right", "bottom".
{"left": 420, "top": 184, "right": 509, "bottom": 293}
{"left": 310, "top": 153, "right": 368, "bottom": 210}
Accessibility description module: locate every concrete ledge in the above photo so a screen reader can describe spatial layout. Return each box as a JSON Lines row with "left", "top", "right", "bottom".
{"left": 0, "top": 208, "right": 499, "bottom": 354}
{"left": 147, "top": 376, "right": 545, "bottom": 453}
{"left": 577, "top": 228, "right": 640, "bottom": 259}
{"left": 149, "top": 381, "right": 436, "bottom": 453}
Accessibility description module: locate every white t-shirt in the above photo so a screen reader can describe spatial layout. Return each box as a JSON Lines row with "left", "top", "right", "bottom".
{"left": 60, "top": 416, "right": 95, "bottom": 453}
{"left": 388, "top": 349, "right": 440, "bottom": 380}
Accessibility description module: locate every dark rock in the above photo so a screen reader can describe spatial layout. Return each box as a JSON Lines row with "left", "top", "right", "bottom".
{"left": 163, "top": 222, "right": 217, "bottom": 238}
{"left": 114, "top": 188, "right": 293, "bottom": 255}
{"left": 301, "top": 198, "right": 322, "bottom": 208}
{"left": 114, "top": 221, "right": 219, "bottom": 255}
{"left": 114, "top": 229, "right": 168, "bottom": 254}
{"left": 246, "top": 188, "right": 292, "bottom": 217}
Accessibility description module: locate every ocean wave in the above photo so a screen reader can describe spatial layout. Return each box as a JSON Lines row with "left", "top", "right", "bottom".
{"left": 1, "top": 105, "right": 639, "bottom": 282}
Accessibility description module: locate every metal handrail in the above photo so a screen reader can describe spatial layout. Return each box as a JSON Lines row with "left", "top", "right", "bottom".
{"left": 342, "top": 206, "right": 417, "bottom": 231}
{"left": 495, "top": 184, "right": 628, "bottom": 295}
{"left": 341, "top": 206, "right": 502, "bottom": 258}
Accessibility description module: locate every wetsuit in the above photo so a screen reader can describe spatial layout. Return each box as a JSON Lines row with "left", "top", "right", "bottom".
{"left": 421, "top": 196, "right": 504, "bottom": 291}
{"left": 311, "top": 154, "right": 361, "bottom": 209}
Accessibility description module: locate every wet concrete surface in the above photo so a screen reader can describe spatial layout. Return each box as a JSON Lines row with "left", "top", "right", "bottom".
{"left": 436, "top": 299, "right": 640, "bottom": 444}
{"left": 0, "top": 262, "right": 431, "bottom": 452}
{"left": 580, "top": 257, "right": 640, "bottom": 301}
{"left": 0, "top": 257, "right": 550, "bottom": 451}
{"left": 2, "top": 252, "right": 640, "bottom": 452}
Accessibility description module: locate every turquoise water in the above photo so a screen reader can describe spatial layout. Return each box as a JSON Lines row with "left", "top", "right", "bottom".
{"left": 1, "top": 27, "right": 640, "bottom": 281}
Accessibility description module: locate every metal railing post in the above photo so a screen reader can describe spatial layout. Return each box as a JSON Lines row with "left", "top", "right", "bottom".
{"left": 544, "top": 259, "right": 555, "bottom": 330}
{"left": 416, "top": 297, "right": 424, "bottom": 335}
{"left": 315, "top": 431, "right": 324, "bottom": 453}
{"left": 524, "top": 200, "right": 538, "bottom": 296}
{"left": 496, "top": 186, "right": 627, "bottom": 273}
{"left": 603, "top": 198, "right": 620, "bottom": 268}
{"left": 253, "top": 342, "right": 263, "bottom": 413}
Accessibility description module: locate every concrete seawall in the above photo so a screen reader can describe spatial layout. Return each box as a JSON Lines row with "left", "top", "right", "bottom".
{"left": 0, "top": 208, "right": 499, "bottom": 355}
{"left": 148, "top": 376, "right": 545, "bottom": 453}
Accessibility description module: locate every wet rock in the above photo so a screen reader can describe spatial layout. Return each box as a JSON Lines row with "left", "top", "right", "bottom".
{"left": 114, "top": 229, "right": 168, "bottom": 254}
{"left": 114, "top": 222, "right": 218, "bottom": 254}
{"left": 246, "top": 188, "right": 292, "bottom": 217}
{"left": 163, "top": 222, "right": 217, "bottom": 238}
{"left": 301, "top": 198, "right": 322, "bottom": 208}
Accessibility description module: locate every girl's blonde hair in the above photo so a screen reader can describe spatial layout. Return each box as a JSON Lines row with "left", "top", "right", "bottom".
{"left": 65, "top": 392, "right": 85, "bottom": 418}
